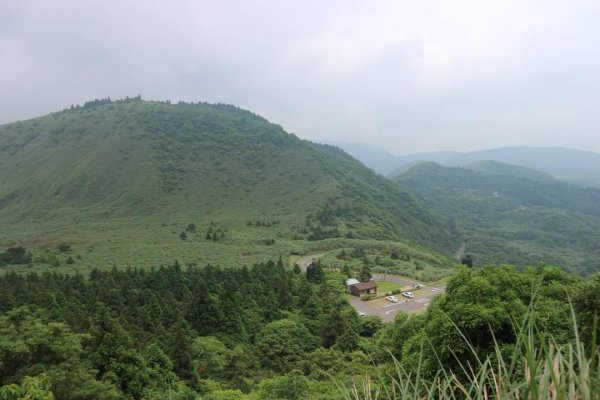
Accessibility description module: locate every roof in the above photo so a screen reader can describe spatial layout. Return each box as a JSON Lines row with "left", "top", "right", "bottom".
{"left": 353, "top": 281, "right": 378, "bottom": 290}
{"left": 346, "top": 278, "right": 360, "bottom": 286}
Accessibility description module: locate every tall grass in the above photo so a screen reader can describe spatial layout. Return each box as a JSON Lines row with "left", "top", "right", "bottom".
{"left": 339, "top": 304, "right": 600, "bottom": 399}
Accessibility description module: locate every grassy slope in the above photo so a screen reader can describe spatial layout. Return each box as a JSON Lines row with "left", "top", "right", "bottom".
{"left": 395, "top": 162, "right": 600, "bottom": 274}
{"left": 0, "top": 99, "right": 451, "bottom": 273}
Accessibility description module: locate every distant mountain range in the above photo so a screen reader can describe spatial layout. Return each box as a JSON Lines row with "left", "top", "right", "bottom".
{"left": 394, "top": 161, "right": 600, "bottom": 274}
{"left": 330, "top": 142, "right": 600, "bottom": 188}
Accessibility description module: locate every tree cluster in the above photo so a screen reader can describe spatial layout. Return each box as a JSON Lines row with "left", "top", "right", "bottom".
{"left": 0, "top": 260, "right": 369, "bottom": 399}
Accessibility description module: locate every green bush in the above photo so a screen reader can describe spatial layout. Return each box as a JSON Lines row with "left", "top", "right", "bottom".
{"left": 339, "top": 303, "right": 599, "bottom": 400}
{"left": 57, "top": 242, "right": 71, "bottom": 253}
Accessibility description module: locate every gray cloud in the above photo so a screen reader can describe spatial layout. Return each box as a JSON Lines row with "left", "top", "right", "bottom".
{"left": 1, "top": 0, "right": 600, "bottom": 154}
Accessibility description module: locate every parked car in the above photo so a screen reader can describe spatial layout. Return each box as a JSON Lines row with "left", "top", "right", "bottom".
{"left": 358, "top": 311, "right": 367, "bottom": 317}
{"left": 385, "top": 295, "right": 399, "bottom": 303}
{"left": 402, "top": 292, "right": 414, "bottom": 299}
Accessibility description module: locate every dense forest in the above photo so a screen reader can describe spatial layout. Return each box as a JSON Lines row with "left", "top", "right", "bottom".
{"left": 0, "top": 260, "right": 371, "bottom": 399}
{"left": 1, "top": 259, "right": 599, "bottom": 399}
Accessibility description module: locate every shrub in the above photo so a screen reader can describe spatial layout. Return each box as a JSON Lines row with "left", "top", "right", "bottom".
{"left": 57, "top": 242, "right": 71, "bottom": 253}
{"left": 48, "top": 254, "right": 60, "bottom": 267}
{"left": 0, "top": 246, "right": 32, "bottom": 265}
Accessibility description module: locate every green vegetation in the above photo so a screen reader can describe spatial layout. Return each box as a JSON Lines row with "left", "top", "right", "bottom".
{"left": 376, "top": 281, "right": 404, "bottom": 294}
{"left": 341, "top": 264, "right": 600, "bottom": 399}
{"left": 3, "top": 98, "right": 600, "bottom": 399}
{"left": 1, "top": 259, "right": 599, "bottom": 399}
{"left": 382, "top": 146, "right": 600, "bottom": 188}
{"left": 0, "top": 260, "right": 377, "bottom": 399}
{"left": 395, "top": 161, "right": 600, "bottom": 274}
{"left": 466, "top": 160, "right": 557, "bottom": 182}
{"left": 319, "top": 244, "right": 452, "bottom": 282}
{"left": 0, "top": 246, "right": 31, "bottom": 266}
{"left": 0, "top": 98, "right": 450, "bottom": 273}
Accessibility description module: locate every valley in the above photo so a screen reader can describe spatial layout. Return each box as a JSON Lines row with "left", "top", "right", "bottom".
{"left": 394, "top": 161, "right": 600, "bottom": 274}
{"left": 3, "top": 2, "right": 600, "bottom": 398}
{"left": 1, "top": 99, "right": 599, "bottom": 400}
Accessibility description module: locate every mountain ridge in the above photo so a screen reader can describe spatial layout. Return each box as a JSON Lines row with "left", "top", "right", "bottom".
{"left": 0, "top": 98, "right": 452, "bottom": 271}
{"left": 394, "top": 161, "right": 600, "bottom": 274}
{"left": 330, "top": 141, "right": 600, "bottom": 187}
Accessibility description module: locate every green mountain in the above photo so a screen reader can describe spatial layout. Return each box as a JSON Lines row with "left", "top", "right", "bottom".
{"left": 446, "top": 147, "right": 600, "bottom": 187}
{"left": 395, "top": 161, "right": 600, "bottom": 274}
{"left": 0, "top": 98, "right": 450, "bottom": 271}
{"left": 465, "top": 160, "right": 557, "bottom": 182}
{"left": 388, "top": 146, "right": 600, "bottom": 188}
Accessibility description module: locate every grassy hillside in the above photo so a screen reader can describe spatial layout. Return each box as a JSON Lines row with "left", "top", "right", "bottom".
{"left": 395, "top": 161, "right": 600, "bottom": 274}
{"left": 0, "top": 98, "right": 451, "bottom": 273}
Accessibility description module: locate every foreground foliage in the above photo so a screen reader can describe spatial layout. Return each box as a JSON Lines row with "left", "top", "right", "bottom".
{"left": 347, "top": 265, "right": 600, "bottom": 399}
{"left": 1, "top": 262, "right": 599, "bottom": 399}
{"left": 0, "top": 260, "right": 374, "bottom": 399}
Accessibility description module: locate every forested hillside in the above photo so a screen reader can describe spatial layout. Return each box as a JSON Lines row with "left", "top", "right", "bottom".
{"left": 0, "top": 98, "right": 451, "bottom": 272}
{"left": 466, "top": 160, "right": 557, "bottom": 182}
{"left": 1, "top": 260, "right": 598, "bottom": 399}
{"left": 2, "top": 99, "right": 599, "bottom": 399}
{"left": 395, "top": 161, "right": 600, "bottom": 274}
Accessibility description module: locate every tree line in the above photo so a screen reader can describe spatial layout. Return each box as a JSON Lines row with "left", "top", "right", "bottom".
{"left": 1, "top": 260, "right": 599, "bottom": 399}
{"left": 0, "top": 260, "right": 370, "bottom": 399}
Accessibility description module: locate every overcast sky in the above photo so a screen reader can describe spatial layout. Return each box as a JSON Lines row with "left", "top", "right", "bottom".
{"left": 2, "top": 1, "right": 600, "bottom": 154}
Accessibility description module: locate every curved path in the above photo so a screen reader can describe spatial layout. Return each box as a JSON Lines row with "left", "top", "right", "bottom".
{"left": 297, "top": 254, "right": 324, "bottom": 271}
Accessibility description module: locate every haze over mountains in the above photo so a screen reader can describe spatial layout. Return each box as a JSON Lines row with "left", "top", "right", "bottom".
{"left": 3, "top": 99, "right": 600, "bottom": 276}
{"left": 332, "top": 141, "right": 600, "bottom": 188}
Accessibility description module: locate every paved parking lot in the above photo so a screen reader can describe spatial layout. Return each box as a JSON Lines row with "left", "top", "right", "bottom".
{"left": 296, "top": 255, "right": 446, "bottom": 323}
{"left": 348, "top": 283, "right": 446, "bottom": 322}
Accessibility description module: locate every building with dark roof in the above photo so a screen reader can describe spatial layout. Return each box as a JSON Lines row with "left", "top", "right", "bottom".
{"left": 349, "top": 280, "right": 378, "bottom": 297}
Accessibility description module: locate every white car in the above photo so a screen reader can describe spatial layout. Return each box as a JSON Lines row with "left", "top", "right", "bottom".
{"left": 358, "top": 311, "right": 367, "bottom": 317}
{"left": 385, "top": 295, "right": 399, "bottom": 303}
{"left": 402, "top": 292, "right": 414, "bottom": 299}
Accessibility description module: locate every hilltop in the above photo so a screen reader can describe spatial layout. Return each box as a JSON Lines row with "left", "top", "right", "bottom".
{"left": 0, "top": 98, "right": 451, "bottom": 272}
{"left": 394, "top": 161, "right": 600, "bottom": 274}
{"left": 465, "top": 160, "right": 557, "bottom": 182}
